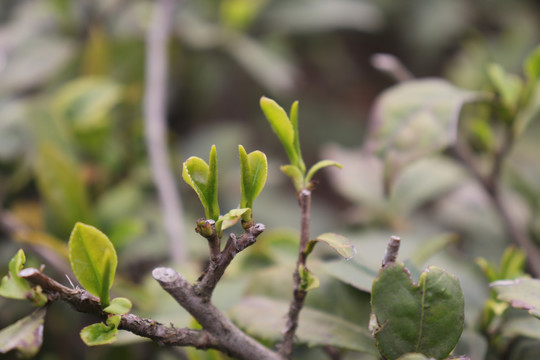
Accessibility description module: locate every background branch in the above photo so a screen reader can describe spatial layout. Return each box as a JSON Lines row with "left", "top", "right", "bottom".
{"left": 143, "top": 0, "right": 187, "bottom": 263}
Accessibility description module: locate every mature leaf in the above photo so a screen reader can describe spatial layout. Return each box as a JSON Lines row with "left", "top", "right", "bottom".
{"left": 0, "top": 249, "right": 31, "bottom": 300}
{"left": 305, "top": 160, "right": 342, "bottom": 184}
{"left": 299, "top": 264, "right": 320, "bottom": 291}
{"left": 33, "top": 142, "right": 92, "bottom": 235}
{"left": 322, "top": 260, "right": 378, "bottom": 292}
{"left": 305, "top": 233, "right": 356, "bottom": 260}
{"left": 491, "top": 278, "right": 540, "bottom": 319}
{"left": 0, "top": 307, "right": 46, "bottom": 358}
{"left": 80, "top": 315, "right": 120, "bottom": 346}
{"left": 260, "top": 97, "right": 298, "bottom": 167}
{"left": 229, "top": 296, "right": 378, "bottom": 354}
{"left": 182, "top": 145, "right": 220, "bottom": 220}
{"left": 69, "top": 222, "right": 117, "bottom": 307}
{"left": 239, "top": 145, "right": 267, "bottom": 210}
{"left": 104, "top": 297, "right": 132, "bottom": 315}
{"left": 371, "top": 262, "right": 464, "bottom": 360}
{"left": 487, "top": 64, "right": 523, "bottom": 113}
{"left": 369, "top": 79, "right": 478, "bottom": 166}
{"left": 280, "top": 164, "right": 305, "bottom": 191}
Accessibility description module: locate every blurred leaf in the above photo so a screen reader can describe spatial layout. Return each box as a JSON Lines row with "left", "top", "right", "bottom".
{"left": 299, "top": 264, "right": 320, "bottom": 291}
{"left": 491, "top": 278, "right": 540, "bottom": 319}
{"left": 53, "top": 76, "right": 122, "bottom": 131}
{"left": 503, "top": 316, "right": 540, "bottom": 341}
{"left": 305, "top": 160, "right": 342, "bottom": 184}
{"left": 68, "top": 222, "right": 117, "bottom": 307}
{"left": 103, "top": 297, "right": 132, "bottom": 315}
{"left": 80, "top": 315, "right": 120, "bottom": 346}
{"left": 280, "top": 165, "right": 305, "bottom": 192}
{"left": 33, "top": 142, "right": 92, "bottom": 235}
{"left": 0, "top": 307, "right": 46, "bottom": 358}
{"left": 524, "top": 45, "right": 540, "bottom": 81}
{"left": 13, "top": 230, "right": 69, "bottom": 260}
{"left": 487, "top": 63, "right": 523, "bottom": 114}
{"left": 260, "top": 96, "right": 297, "bottom": 167}
{"left": 305, "top": 233, "right": 356, "bottom": 260}
{"left": 0, "top": 249, "right": 31, "bottom": 300}
{"left": 229, "top": 296, "right": 378, "bottom": 354}
{"left": 182, "top": 145, "right": 220, "bottom": 220}
{"left": 371, "top": 262, "right": 464, "bottom": 360}
{"left": 0, "top": 99, "right": 31, "bottom": 161}
{"left": 263, "top": 0, "right": 383, "bottom": 33}
{"left": 396, "top": 354, "right": 429, "bottom": 360}
{"left": 407, "top": 233, "right": 458, "bottom": 268}
{"left": 239, "top": 145, "right": 267, "bottom": 210}
{"left": 220, "top": 0, "right": 268, "bottom": 30}
{"left": 369, "top": 79, "right": 479, "bottom": 167}
{"left": 321, "top": 260, "right": 377, "bottom": 292}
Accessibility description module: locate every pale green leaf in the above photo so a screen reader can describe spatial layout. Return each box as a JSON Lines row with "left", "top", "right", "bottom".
{"left": 487, "top": 63, "right": 523, "bottom": 113}
{"left": 80, "top": 315, "right": 120, "bottom": 346}
{"left": 228, "top": 296, "right": 378, "bottom": 354}
{"left": 182, "top": 145, "right": 220, "bottom": 220}
{"left": 371, "top": 262, "right": 464, "bottom": 360}
{"left": 306, "top": 233, "right": 356, "bottom": 260}
{"left": 289, "top": 101, "right": 306, "bottom": 173}
{"left": 524, "top": 45, "right": 540, "bottom": 81}
{"left": 0, "top": 307, "right": 46, "bottom": 358}
{"left": 104, "top": 297, "right": 132, "bottom": 315}
{"left": 299, "top": 264, "right": 320, "bottom": 291}
{"left": 491, "top": 278, "right": 540, "bottom": 319}
{"left": 260, "top": 96, "right": 297, "bottom": 166}
{"left": 239, "top": 145, "right": 267, "bottom": 210}
{"left": 216, "top": 208, "right": 251, "bottom": 236}
{"left": 0, "top": 249, "right": 31, "bottom": 300}
{"left": 280, "top": 164, "right": 305, "bottom": 191}
{"left": 322, "top": 260, "right": 378, "bottom": 293}
{"left": 305, "top": 160, "right": 342, "bottom": 184}
{"left": 69, "top": 222, "right": 117, "bottom": 307}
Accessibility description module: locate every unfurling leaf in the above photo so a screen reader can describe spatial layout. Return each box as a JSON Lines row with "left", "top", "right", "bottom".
{"left": 80, "top": 315, "right": 121, "bottom": 346}
{"left": 280, "top": 164, "right": 305, "bottom": 191}
{"left": 104, "top": 297, "right": 132, "bottom": 315}
{"left": 305, "top": 160, "right": 342, "bottom": 184}
{"left": 371, "top": 262, "right": 464, "bottom": 360}
{"left": 0, "top": 307, "right": 47, "bottom": 358}
{"left": 239, "top": 145, "right": 267, "bottom": 211}
{"left": 0, "top": 249, "right": 31, "bottom": 300}
{"left": 299, "top": 264, "right": 320, "bottom": 291}
{"left": 69, "top": 222, "right": 117, "bottom": 307}
{"left": 305, "top": 233, "right": 356, "bottom": 260}
{"left": 182, "top": 145, "right": 220, "bottom": 220}
{"left": 216, "top": 208, "right": 251, "bottom": 236}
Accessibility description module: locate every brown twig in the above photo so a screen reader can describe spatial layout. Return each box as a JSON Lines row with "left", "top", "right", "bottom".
{"left": 279, "top": 189, "right": 312, "bottom": 357}
{"left": 144, "top": 0, "right": 187, "bottom": 263}
{"left": 382, "top": 236, "right": 401, "bottom": 267}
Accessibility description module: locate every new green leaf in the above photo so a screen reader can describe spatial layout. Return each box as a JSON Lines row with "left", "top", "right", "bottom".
{"left": 182, "top": 145, "right": 220, "bottom": 220}
{"left": 260, "top": 96, "right": 298, "bottom": 168}
{"left": 289, "top": 100, "right": 306, "bottom": 173}
{"left": 305, "top": 233, "right": 356, "bottom": 260}
{"left": 280, "top": 164, "right": 305, "bottom": 191}
{"left": 69, "top": 222, "right": 117, "bottom": 307}
{"left": 305, "top": 160, "right": 343, "bottom": 184}
{"left": 80, "top": 315, "right": 121, "bottom": 346}
{"left": 371, "top": 262, "right": 464, "bottom": 360}
{"left": 0, "top": 307, "right": 46, "bottom": 358}
{"left": 239, "top": 145, "right": 267, "bottom": 210}
{"left": 0, "top": 249, "right": 31, "bottom": 300}
{"left": 299, "top": 264, "right": 320, "bottom": 291}
{"left": 216, "top": 208, "right": 251, "bottom": 236}
{"left": 104, "top": 297, "right": 132, "bottom": 315}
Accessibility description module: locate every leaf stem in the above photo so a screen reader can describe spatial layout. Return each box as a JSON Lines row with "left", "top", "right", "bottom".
{"left": 280, "top": 189, "right": 311, "bottom": 357}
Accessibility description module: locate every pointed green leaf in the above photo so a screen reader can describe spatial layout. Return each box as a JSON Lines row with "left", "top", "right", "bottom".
{"left": 239, "top": 145, "right": 268, "bottom": 210}
{"left": 260, "top": 96, "right": 298, "bottom": 167}
{"left": 299, "top": 264, "right": 320, "bottom": 291}
{"left": 0, "top": 307, "right": 46, "bottom": 358}
{"left": 280, "top": 164, "right": 305, "bottom": 191}
{"left": 80, "top": 315, "right": 120, "bottom": 346}
{"left": 69, "top": 222, "right": 117, "bottom": 307}
{"left": 371, "top": 262, "right": 464, "bottom": 360}
{"left": 104, "top": 297, "right": 132, "bottom": 315}
{"left": 305, "top": 233, "right": 356, "bottom": 260}
{"left": 216, "top": 208, "right": 251, "bottom": 236}
{"left": 289, "top": 101, "right": 306, "bottom": 173}
{"left": 305, "top": 160, "right": 342, "bottom": 184}
{"left": 0, "top": 249, "right": 31, "bottom": 300}
{"left": 182, "top": 145, "right": 220, "bottom": 220}
{"left": 491, "top": 278, "right": 540, "bottom": 319}
{"left": 487, "top": 63, "right": 523, "bottom": 113}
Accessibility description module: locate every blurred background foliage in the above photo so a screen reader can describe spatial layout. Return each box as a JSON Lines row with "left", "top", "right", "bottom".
{"left": 2, "top": 0, "right": 540, "bottom": 359}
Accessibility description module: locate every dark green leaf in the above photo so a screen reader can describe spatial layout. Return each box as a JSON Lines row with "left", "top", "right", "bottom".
{"left": 371, "top": 262, "right": 464, "bottom": 360}
{"left": 69, "top": 222, "right": 117, "bottom": 307}
{"left": 0, "top": 307, "right": 46, "bottom": 358}
{"left": 80, "top": 315, "right": 120, "bottom": 346}
{"left": 182, "top": 145, "right": 220, "bottom": 220}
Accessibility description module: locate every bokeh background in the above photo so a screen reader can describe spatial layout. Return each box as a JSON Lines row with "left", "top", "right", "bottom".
{"left": 2, "top": 0, "right": 540, "bottom": 359}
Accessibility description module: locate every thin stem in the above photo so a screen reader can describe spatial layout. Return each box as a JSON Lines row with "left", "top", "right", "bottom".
{"left": 280, "top": 189, "right": 311, "bottom": 358}
{"left": 144, "top": 0, "right": 187, "bottom": 263}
